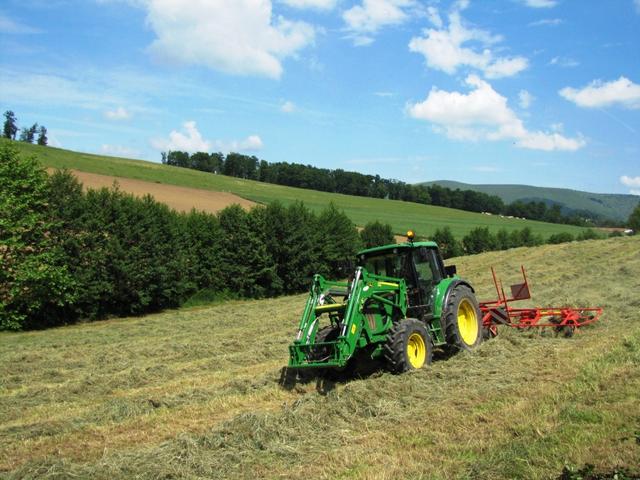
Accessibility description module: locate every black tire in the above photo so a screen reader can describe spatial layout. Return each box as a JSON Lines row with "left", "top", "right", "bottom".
{"left": 383, "top": 318, "right": 432, "bottom": 374}
{"left": 308, "top": 325, "right": 340, "bottom": 363}
{"left": 442, "top": 285, "right": 483, "bottom": 351}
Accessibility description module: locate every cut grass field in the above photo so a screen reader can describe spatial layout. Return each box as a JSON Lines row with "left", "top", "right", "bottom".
{"left": 2, "top": 236, "right": 639, "bottom": 479}
{"left": 4, "top": 139, "right": 590, "bottom": 239}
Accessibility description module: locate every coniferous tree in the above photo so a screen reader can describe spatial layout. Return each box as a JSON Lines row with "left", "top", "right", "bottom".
{"left": 264, "top": 201, "right": 319, "bottom": 293}
{"left": 432, "top": 227, "right": 462, "bottom": 259}
{"left": 316, "top": 203, "right": 361, "bottom": 278}
{"left": 37, "top": 126, "right": 48, "bottom": 145}
{"left": 217, "top": 204, "right": 278, "bottom": 298}
{"left": 19, "top": 123, "right": 38, "bottom": 143}
{"left": 360, "top": 220, "right": 395, "bottom": 249}
{"left": 462, "top": 227, "right": 497, "bottom": 255}
{"left": 3, "top": 111, "right": 18, "bottom": 139}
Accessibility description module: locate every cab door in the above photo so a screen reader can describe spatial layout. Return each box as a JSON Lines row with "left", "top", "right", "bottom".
{"left": 412, "top": 247, "right": 443, "bottom": 310}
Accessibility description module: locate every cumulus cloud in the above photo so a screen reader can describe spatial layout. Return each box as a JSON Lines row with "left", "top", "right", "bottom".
{"left": 104, "top": 106, "right": 131, "bottom": 120}
{"left": 621, "top": 175, "right": 640, "bottom": 195}
{"left": 133, "top": 0, "right": 315, "bottom": 79}
{"left": 621, "top": 175, "right": 640, "bottom": 187}
{"left": 407, "top": 75, "right": 585, "bottom": 151}
{"left": 409, "top": 9, "right": 528, "bottom": 78}
{"left": 151, "top": 121, "right": 211, "bottom": 152}
{"left": 522, "top": 0, "right": 557, "bottom": 7}
{"left": 280, "top": 100, "right": 296, "bottom": 113}
{"left": 518, "top": 90, "right": 534, "bottom": 109}
{"left": 280, "top": 0, "right": 337, "bottom": 9}
{"left": 343, "top": 0, "right": 417, "bottom": 46}
{"left": 216, "top": 135, "right": 264, "bottom": 152}
{"left": 151, "top": 121, "right": 264, "bottom": 153}
{"left": 560, "top": 76, "right": 640, "bottom": 109}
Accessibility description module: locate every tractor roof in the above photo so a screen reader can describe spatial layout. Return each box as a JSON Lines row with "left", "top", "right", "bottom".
{"left": 357, "top": 241, "right": 438, "bottom": 256}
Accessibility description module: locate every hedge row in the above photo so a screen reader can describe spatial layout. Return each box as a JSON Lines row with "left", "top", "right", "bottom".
{"left": 432, "top": 225, "right": 601, "bottom": 259}
{"left": 1, "top": 146, "right": 362, "bottom": 330}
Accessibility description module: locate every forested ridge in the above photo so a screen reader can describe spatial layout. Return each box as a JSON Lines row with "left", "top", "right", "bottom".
{"left": 161, "top": 150, "right": 605, "bottom": 226}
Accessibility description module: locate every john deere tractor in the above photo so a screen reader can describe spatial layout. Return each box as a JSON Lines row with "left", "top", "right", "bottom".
{"left": 288, "top": 231, "right": 483, "bottom": 373}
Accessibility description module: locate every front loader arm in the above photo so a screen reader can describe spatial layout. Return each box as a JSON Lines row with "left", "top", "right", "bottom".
{"left": 289, "top": 267, "right": 408, "bottom": 369}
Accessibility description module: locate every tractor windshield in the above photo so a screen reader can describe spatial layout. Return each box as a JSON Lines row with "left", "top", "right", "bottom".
{"left": 360, "top": 252, "right": 407, "bottom": 278}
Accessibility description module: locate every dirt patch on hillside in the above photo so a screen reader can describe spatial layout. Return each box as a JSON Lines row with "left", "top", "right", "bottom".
{"left": 49, "top": 169, "right": 256, "bottom": 214}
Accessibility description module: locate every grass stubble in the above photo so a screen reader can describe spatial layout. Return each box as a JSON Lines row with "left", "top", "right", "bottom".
{"left": 1, "top": 236, "right": 639, "bottom": 479}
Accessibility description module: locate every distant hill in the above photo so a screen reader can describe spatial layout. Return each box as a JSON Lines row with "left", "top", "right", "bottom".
{"left": 424, "top": 180, "right": 638, "bottom": 222}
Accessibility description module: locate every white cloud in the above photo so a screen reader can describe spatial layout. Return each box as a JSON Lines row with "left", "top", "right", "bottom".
{"left": 407, "top": 75, "right": 585, "bottom": 151}
{"left": 408, "top": 10, "right": 528, "bottom": 78}
{"left": 549, "top": 56, "right": 579, "bottom": 67}
{"left": 522, "top": 0, "right": 557, "bottom": 7}
{"left": 280, "top": 100, "right": 296, "bottom": 113}
{"left": 101, "top": 144, "right": 141, "bottom": 158}
{"left": 635, "top": 0, "right": 640, "bottom": 13}
{"left": 280, "top": 0, "right": 337, "bottom": 9}
{"left": 151, "top": 121, "right": 211, "bottom": 152}
{"left": 560, "top": 76, "right": 640, "bottom": 109}
{"left": 104, "top": 106, "right": 131, "bottom": 120}
{"left": 151, "top": 121, "right": 264, "bottom": 153}
{"left": 518, "top": 90, "right": 534, "bottom": 109}
{"left": 134, "top": 0, "right": 315, "bottom": 79}
{"left": 0, "top": 13, "right": 42, "bottom": 34}
{"left": 426, "top": 6, "right": 443, "bottom": 28}
{"left": 621, "top": 175, "right": 640, "bottom": 188}
{"left": 528, "top": 18, "right": 563, "bottom": 26}
{"left": 343, "top": 0, "right": 417, "bottom": 46}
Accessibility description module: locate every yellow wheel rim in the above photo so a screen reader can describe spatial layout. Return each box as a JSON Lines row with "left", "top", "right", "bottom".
{"left": 407, "top": 332, "right": 426, "bottom": 369}
{"left": 458, "top": 299, "right": 479, "bottom": 346}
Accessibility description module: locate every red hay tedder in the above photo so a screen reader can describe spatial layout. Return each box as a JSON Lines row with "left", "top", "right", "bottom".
{"left": 480, "top": 266, "right": 603, "bottom": 338}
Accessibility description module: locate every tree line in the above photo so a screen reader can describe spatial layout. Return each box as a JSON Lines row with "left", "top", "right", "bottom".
{"left": 1, "top": 145, "right": 364, "bottom": 330}
{"left": 431, "top": 225, "right": 602, "bottom": 259}
{"left": 3, "top": 110, "right": 48, "bottom": 146}
{"left": 2, "top": 145, "right": 626, "bottom": 331}
{"left": 161, "top": 149, "right": 609, "bottom": 227}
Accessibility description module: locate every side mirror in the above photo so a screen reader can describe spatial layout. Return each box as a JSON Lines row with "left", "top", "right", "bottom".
{"left": 444, "top": 265, "right": 457, "bottom": 277}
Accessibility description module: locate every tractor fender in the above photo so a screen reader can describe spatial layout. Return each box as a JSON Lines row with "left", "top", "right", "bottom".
{"left": 432, "top": 278, "right": 475, "bottom": 320}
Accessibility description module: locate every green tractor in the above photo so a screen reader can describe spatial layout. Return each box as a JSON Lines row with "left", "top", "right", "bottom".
{"left": 288, "top": 231, "right": 483, "bottom": 374}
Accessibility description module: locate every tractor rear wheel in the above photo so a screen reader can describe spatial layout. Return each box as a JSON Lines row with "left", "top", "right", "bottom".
{"left": 443, "top": 285, "right": 483, "bottom": 351}
{"left": 383, "top": 319, "right": 432, "bottom": 373}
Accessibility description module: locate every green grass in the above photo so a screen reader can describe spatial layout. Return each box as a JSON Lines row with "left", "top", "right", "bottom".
{"left": 2, "top": 236, "right": 639, "bottom": 479}
{"left": 426, "top": 180, "right": 638, "bottom": 222}
{"left": 4, "top": 139, "right": 591, "bottom": 239}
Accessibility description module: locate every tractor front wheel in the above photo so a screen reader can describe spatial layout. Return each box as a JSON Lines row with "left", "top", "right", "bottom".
{"left": 383, "top": 319, "right": 432, "bottom": 374}
{"left": 443, "top": 285, "right": 483, "bottom": 351}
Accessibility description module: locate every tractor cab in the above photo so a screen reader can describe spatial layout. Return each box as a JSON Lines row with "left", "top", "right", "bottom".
{"left": 356, "top": 231, "right": 456, "bottom": 320}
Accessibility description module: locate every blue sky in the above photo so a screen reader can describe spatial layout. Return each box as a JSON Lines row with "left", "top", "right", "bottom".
{"left": 1, "top": 0, "right": 639, "bottom": 194}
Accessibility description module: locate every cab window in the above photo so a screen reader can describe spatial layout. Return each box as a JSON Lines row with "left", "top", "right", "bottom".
{"left": 361, "top": 252, "right": 405, "bottom": 278}
{"left": 414, "top": 248, "right": 439, "bottom": 287}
